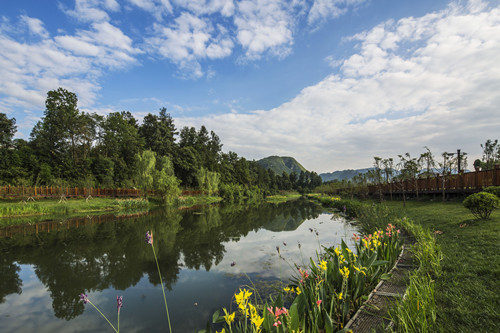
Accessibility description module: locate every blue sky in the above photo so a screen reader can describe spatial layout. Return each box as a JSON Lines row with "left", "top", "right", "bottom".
{"left": 1, "top": 0, "right": 499, "bottom": 172}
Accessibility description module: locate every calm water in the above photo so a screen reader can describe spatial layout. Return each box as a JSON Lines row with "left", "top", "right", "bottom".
{"left": 0, "top": 199, "right": 358, "bottom": 332}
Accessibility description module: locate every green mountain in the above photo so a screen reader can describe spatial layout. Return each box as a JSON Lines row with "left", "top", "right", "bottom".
{"left": 319, "top": 168, "right": 373, "bottom": 182}
{"left": 257, "top": 156, "right": 307, "bottom": 175}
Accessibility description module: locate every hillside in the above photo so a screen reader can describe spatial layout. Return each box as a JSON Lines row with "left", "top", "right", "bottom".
{"left": 257, "top": 156, "right": 307, "bottom": 175}
{"left": 319, "top": 168, "right": 373, "bottom": 182}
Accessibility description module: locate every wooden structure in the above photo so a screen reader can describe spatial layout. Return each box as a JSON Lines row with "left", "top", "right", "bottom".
{"left": 333, "top": 168, "right": 500, "bottom": 197}
{"left": 0, "top": 186, "right": 203, "bottom": 199}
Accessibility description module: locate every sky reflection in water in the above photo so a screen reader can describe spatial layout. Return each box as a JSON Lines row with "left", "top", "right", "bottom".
{"left": 0, "top": 200, "right": 358, "bottom": 332}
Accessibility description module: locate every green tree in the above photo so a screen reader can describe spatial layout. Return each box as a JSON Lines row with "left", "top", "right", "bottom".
{"left": 100, "top": 111, "right": 144, "bottom": 186}
{"left": 481, "top": 139, "right": 498, "bottom": 170}
{"left": 139, "top": 108, "right": 177, "bottom": 157}
{"left": 155, "top": 155, "right": 181, "bottom": 204}
{"left": 135, "top": 150, "right": 157, "bottom": 197}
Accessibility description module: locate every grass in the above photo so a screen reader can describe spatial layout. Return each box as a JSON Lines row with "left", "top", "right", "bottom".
{"left": 0, "top": 197, "right": 133, "bottom": 218}
{"left": 265, "top": 192, "right": 302, "bottom": 203}
{"left": 383, "top": 199, "right": 500, "bottom": 332}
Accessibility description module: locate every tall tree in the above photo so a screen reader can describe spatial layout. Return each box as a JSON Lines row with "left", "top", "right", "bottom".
{"left": 100, "top": 111, "right": 144, "bottom": 186}
{"left": 139, "top": 108, "right": 177, "bottom": 157}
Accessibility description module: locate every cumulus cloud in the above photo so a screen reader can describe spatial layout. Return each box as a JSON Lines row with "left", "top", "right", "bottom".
{"left": 147, "top": 12, "right": 233, "bottom": 78}
{"left": 234, "top": 0, "right": 296, "bottom": 60}
{"left": 20, "top": 15, "right": 49, "bottom": 38}
{"left": 177, "top": 1, "right": 500, "bottom": 171}
{"left": 0, "top": 11, "right": 140, "bottom": 113}
{"left": 308, "top": 0, "right": 367, "bottom": 25}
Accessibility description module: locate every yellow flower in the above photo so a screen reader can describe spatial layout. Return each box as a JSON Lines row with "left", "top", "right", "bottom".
{"left": 235, "top": 288, "right": 252, "bottom": 305}
{"left": 339, "top": 266, "right": 350, "bottom": 279}
{"left": 283, "top": 286, "right": 291, "bottom": 293}
{"left": 319, "top": 260, "right": 327, "bottom": 271}
{"left": 251, "top": 314, "right": 264, "bottom": 328}
{"left": 346, "top": 248, "right": 352, "bottom": 254}
{"left": 216, "top": 329, "right": 225, "bottom": 333}
{"left": 338, "top": 292, "right": 343, "bottom": 300}
{"left": 223, "top": 309, "right": 235, "bottom": 325}
{"left": 334, "top": 247, "right": 341, "bottom": 256}
{"left": 296, "top": 287, "right": 302, "bottom": 295}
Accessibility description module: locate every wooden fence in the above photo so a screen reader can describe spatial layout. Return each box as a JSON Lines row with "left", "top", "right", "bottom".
{"left": 333, "top": 168, "right": 500, "bottom": 197}
{"left": 0, "top": 186, "right": 204, "bottom": 199}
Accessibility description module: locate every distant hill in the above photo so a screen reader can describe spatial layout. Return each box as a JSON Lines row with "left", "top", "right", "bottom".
{"left": 319, "top": 168, "right": 373, "bottom": 182}
{"left": 257, "top": 156, "right": 307, "bottom": 175}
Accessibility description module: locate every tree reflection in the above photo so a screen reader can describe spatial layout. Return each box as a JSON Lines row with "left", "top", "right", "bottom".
{"left": 0, "top": 199, "right": 324, "bottom": 319}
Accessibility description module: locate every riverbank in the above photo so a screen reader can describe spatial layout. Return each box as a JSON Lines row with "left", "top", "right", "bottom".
{"left": 383, "top": 200, "right": 500, "bottom": 332}
{"left": 0, "top": 192, "right": 305, "bottom": 227}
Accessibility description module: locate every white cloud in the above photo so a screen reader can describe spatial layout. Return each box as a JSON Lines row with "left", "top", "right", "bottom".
{"left": 173, "top": 0, "right": 235, "bottom": 16}
{"left": 147, "top": 12, "right": 233, "bottom": 78}
{"left": 0, "top": 13, "right": 140, "bottom": 114}
{"left": 308, "top": 0, "right": 367, "bottom": 25}
{"left": 177, "top": 1, "right": 500, "bottom": 172}
{"left": 20, "top": 15, "right": 49, "bottom": 38}
{"left": 62, "top": 0, "right": 115, "bottom": 22}
{"left": 127, "top": 0, "right": 173, "bottom": 20}
{"left": 234, "top": 0, "right": 296, "bottom": 60}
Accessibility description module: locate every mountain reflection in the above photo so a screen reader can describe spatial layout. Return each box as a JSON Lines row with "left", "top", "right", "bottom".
{"left": 0, "top": 199, "right": 324, "bottom": 320}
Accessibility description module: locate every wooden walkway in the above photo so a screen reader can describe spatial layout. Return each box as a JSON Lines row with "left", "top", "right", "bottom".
{"left": 0, "top": 186, "right": 203, "bottom": 199}
{"left": 330, "top": 169, "right": 500, "bottom": 197}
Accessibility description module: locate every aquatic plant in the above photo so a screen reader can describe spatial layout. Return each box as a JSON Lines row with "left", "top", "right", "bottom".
{"left": 145, "top": 230, "right": 173, "bottom": 333}
{"left": 79, "top": 293, "right": 121, "bottom": 333}
{"left": 204, "top": 223, "right": 402, "bottom": 333}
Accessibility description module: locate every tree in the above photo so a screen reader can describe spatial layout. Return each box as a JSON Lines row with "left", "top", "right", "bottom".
{"left": 155, "top": 156, "right": 181, "bottom": 204}
{"left": 139, "top": 108, "right": 177, "bottom": 157}
{"left": 419, "top": 146, "right": 436, "bottom": 177}
{"left": 0, "top": 113, "right": 16, "bottom": 149}
{"left": 481, "top": 139, "right": 499, "bottom": 170}
{"left": 100, "top": 111, "right": 144, "bottom": 186}
{"left": 382, "top": 158, "right": 394, "bottom": 200}
{"left": 398, "top": 153, "right": 421, "bottom": 201}
{"left": 438, "top": 152, "right": 457, "bottom": 201}
{"left": 135, "top": 150, "right": 157, "bottom": 197}
{"left": 373, "top": 157, "right": 383, "bottom": 202}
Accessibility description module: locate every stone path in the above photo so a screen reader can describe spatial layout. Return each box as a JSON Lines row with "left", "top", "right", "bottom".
{"left": 344, "top": 241, "right": 417, "bottom": 332}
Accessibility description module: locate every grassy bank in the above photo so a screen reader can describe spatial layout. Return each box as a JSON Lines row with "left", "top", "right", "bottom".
{"left": 383, "top": 200, "right": 500, "bottom": 332}
{"left": 0, "top": 197, "right": 152, "bottom": 220}
{"left": 0, "top": 194, "right": 225, "bottom": 225}
{"left": 265, "top": 192, "right": 302, "bottom": 203}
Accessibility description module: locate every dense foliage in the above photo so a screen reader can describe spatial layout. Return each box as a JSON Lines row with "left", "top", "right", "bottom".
{"left": 463, "top": 192, "right": 500, "bottom": 219}
{"left": 0, "top": 88, "right": 321, "bottom": 195}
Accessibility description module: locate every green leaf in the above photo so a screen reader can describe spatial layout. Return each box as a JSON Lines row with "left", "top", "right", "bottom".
{"left": 372, "top": 260, "right": 389, "bottom": 266}
{"left": 380, "top": 273, "right": 392, "bottom": 280}
{"left": 212, "top": 309, "right": 220, "bottom": 323}
{"left": 324, "top": 312, "right": 334, "bottom": 333}
{"left": 289, "top": 302, "right": 300, "bottom": 331}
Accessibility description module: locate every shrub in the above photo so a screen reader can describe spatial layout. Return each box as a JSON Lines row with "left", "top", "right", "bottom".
{"left": 483, "top": 186, "right": 500, "bottom": 198}
{"left": 463, "top": 192, "right": 500, "bottom": 219}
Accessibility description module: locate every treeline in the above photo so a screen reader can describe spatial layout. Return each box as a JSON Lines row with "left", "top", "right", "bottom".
{"left": 0, "top": 88, "right": 321, "bottom": 198}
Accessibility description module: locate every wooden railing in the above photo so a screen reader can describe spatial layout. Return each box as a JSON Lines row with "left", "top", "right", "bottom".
{"left": 0, "top": 186, "right": 204, "bottom": 199}
{"left": 333, "top": 169, "right": 500, "bottom": 196}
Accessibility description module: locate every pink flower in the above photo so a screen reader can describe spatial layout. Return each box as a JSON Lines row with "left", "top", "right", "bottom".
{"left": 273, "top": 320, "right": 282, "bottom": 327}
{"left": 316, "top": 300, "right": 322, "bottom": 307}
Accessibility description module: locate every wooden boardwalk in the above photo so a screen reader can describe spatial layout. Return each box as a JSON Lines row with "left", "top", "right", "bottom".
{"left": 0, "top": 186, "right": 203, "bottom": 199}
{"left": 331, "top": 168, "right": 500, "bottom": 197}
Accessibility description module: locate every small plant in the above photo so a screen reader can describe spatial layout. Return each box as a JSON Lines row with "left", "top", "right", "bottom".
{"left": 79, "top": 293, "right": 122, "bottom": 332}
{"left": 463, "top": 192, "right": 500, "bottom": 219}
{"left": 483, "top": 186, "right": 500, "bottom": 198}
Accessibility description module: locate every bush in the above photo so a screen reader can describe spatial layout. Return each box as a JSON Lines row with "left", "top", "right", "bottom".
{"left": 483, "top": 186, "right": 500, "bottom": 198}
{"left": 463, "top": 192, "right": 500, "bottom": 219}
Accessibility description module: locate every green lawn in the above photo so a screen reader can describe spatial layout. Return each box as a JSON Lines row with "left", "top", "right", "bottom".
{"left": 384, "top": 200, "right": 500, "bottom": 332}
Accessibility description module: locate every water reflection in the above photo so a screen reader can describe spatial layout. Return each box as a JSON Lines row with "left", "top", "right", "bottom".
{"left": 0, "top": 199, "right": 357, "bottom": 332}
